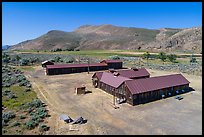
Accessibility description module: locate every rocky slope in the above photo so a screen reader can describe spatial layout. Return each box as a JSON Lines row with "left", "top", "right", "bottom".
{"left": 9, "top": 25, "right": 202, "bottom": 53}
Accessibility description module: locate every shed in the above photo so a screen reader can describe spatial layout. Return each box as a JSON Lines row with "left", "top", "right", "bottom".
{"left": 100, "top": 60, "right": 123, "bottom": 69}
{"left": 41, "top": 60, "right": 54, "bottom": 68}
{"left": 75, "top": 86, "right": 86, "bottom": 95}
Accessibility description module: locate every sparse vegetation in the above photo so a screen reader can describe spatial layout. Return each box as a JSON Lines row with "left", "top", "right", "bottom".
{"left": 2, "top": 60, "right": 49, "bottom": 135}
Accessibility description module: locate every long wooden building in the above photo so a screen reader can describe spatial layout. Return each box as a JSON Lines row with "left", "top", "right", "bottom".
{"left": 46, "top": 63, "right": 108, "bottom": 75}
{"left": 45, "top": 59, "right": 123, "bottom": 75}
{"left": 92, "top": 70, "right": 190, "bottom": 106}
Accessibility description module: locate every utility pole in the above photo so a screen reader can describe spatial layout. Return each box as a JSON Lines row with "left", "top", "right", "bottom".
{"left": 87, "top": 58, "right": 90, "bottom": 74}
{"left": 113, "top": 89, "right": 115, "bottom": 106}
{"left": 78, "top": 55, "right": 80, "bottom": 64}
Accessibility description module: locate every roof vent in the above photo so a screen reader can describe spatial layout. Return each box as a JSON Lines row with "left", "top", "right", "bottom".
{"left": 109, "top": 68, "right": 116, "bottom": 73}
{"left": 131, "top": 67, "right": 138, "bottom": 71}
{"left": 113, "top": 72, "right": 120, "bottom": 76}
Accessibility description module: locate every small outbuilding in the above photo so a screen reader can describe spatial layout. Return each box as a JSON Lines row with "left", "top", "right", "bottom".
{"left": 41, "top": 60, "right": 54, "bottom": 68}
{"left": 75, "top": 86, "right": 86, "bottom": 95}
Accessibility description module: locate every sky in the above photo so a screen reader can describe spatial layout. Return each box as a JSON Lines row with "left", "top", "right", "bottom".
{"left": 2, "top": 2, "right": 202, "bottom": 45}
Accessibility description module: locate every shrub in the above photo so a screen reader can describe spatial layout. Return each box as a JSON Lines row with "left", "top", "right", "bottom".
{"left": 2, "top": 111, "right": 16, "bottom": 123}
{"left": 25, "top": 120, "right": 38, "bottom": 130}
{"left": 109, "top": 55, "right": 120, "bottom": 60}
{"left": 19, "top": 80, "right": 28, "bottom": 86}
{"left": 2, "top": 120, "right": 8, "bottom": 127}
{"left": 17, "top": 75, "right": 26, "bottom": 82}
{"left": 39, "top": 124, "right": 49, "bottom": 132}
{"left": 2, "top": 90, "right": 11, "bottom": 96}
{"left": 63, "top": 57, "right": 75, "bottom": 63}
{"left": 25, "top": 88, "right": 31, "bottom": 92}
{"left": 54, "top": 56, "right": 63, "bottom": 62}
{"left": 28, "top": 99, "right": 43, "bottom": 108}
{"left": 20, "top": 58, "right": 30, "bottom": 66}
{"left": 190, "top": 55, "right": 197, "bottom": 63}
{"left": 11, "top": 121, "right": 21, "bottom": 127}
{"left": 2, "top": 129, "right": 7, "bottom": 133}
{"left": 20, "top": 115, "right": 26, "bottom": 119}
{"left": 7, "top": 92, "right": 17, "bottom": 99}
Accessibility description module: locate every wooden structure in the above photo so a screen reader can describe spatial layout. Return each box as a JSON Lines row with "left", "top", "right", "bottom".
{"left": 45, "top": 59, "right": 124, "bottom": 75}
{"left": 41, "top": 60, "right": 54, "bottom": 68}
{"left": 100, "top": 60, "right": 123, "bottom": 69}
{"left": 75, "top": 86, "right": 86, "bottom": 95}
{"left": 92, "top": 70, "right": 190, "bottom": 106}
{"left": 46, "top": 63, "right": 108, "bottom": 75}
{"left": 124, "top": 74, "right": 190, "bottom": 105}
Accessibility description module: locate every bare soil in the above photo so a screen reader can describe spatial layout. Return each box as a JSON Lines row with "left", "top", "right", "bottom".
{"left": 24, "top": 66, "right": 202, "bottom": 135}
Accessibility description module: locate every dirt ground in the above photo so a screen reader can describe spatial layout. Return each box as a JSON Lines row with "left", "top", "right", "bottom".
{"left": 24, "top": 66, "right": 202, "bottom": 135}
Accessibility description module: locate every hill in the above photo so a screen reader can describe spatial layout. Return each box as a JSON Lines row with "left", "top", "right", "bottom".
{"left": 2, "top": 45, "right": 11, "bottom": 50}
{"left": 10, "top": 25, "right": 202, "bottom": 53}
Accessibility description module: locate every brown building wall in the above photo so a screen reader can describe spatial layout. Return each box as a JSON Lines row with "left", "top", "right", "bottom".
{"left": 46, "top": 65, "right": 108, "bottom": 75}
{"left": 129, "top": 84, "right": 190, "bottom": 106}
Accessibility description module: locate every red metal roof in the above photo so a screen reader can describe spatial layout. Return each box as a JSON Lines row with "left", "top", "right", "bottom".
{"left": 46, "top": 63, "right": 108, "bottom": 69}
{"left": 125, "top": 74, "right": 190, "bottom": 95}
{"left": 92, "top": 72, "right": 103, "bottom": 80}
{"left": 116, "top": 68, "right": 150, "bottom": 79}
{"left": 100, "top": 60, "right": 122, "bottom": 63}
{"left": 100, "top": 72, "right": 131, "bottom": 88}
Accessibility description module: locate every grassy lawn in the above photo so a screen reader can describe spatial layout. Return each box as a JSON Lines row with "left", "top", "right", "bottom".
{"left": 15, "top": 66, "right": 35, "bottom": 72}
{"left": 2, "top": 85, "right": 37, "bottom": 110}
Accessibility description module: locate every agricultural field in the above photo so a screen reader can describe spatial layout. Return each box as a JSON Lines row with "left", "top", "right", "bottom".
{"left": 2, "top": 50, "right": 202, "bottom": 135}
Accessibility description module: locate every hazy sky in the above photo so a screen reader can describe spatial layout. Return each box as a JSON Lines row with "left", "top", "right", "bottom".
{"left": 2, "top": 2, "right": 202, "bottom": 45}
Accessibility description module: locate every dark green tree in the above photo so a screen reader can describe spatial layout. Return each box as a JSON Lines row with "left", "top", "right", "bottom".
{"left": 143, "top": 51, "right": 150, "bottom": 65}
{"left": 158, "top": 52, "right": 167, "bottom": 63}
{"left": 16, "top": 55, "right": 21, "bottom": 66}
{"left": 190, "top": 54, "right": 197, "bottom": 64}
{"left": 167, "top": 54, "right": 177, "bottom": 63}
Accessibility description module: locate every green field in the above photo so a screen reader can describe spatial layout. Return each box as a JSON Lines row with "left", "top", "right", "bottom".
{"left": 12, "top": 49, "right": 202, "bottom": 58}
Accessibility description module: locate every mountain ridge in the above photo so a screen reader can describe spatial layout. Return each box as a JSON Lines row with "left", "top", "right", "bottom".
{"left": 9, "top": 25, "right": 202, "bottom": 53}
